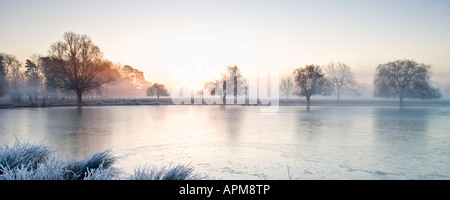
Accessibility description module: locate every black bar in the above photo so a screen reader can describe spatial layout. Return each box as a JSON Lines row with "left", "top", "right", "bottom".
{"left": 1, "top": 180, "right": 448, "bottom": 199}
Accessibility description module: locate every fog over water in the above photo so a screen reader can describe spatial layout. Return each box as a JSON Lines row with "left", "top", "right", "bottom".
{"left": 0, "top": 105, "right": 449, "bottom": 179}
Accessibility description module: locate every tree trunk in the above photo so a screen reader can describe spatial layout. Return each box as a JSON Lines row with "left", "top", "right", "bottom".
{"left": 337, "top": 87, "right": 341, "bottom": 101}
{"left": 222, "top": 77, "right": 226, "bottom": 105}
{"left": 306, "top": 95, "right": 311, "bottom": 111}
{"left": 77, "top": 91, "right": 83, "bottom": 106}
{"left": 223, "top": 94, "right": 226, "bottom": 105}
{"left": 399, "top": 95, "right": 404, "bottom": 108}
{"left": 157, "top": 94, "right": 160, "bottom": 101}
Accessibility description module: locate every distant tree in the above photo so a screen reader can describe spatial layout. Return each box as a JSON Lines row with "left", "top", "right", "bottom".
{"left": 40, "top": 56, "right": 66, "bottom": 97}
{"left": 293, "top": 64, "right": 332, "bottom": 108}
{"left": 24, "top": 59, "right": 40, "bottom": 100}
{"left": 222, "top": 65, "right": 245, "bottom": 102}
{"left": 374, "top": 59, "right": 441, "bottom": 107}
{"left": 47, "top": 32, "right": 116, "bottom": 105}
{"left": 106, "top": 62, "right": 123, "bottom": 81}
{"left": 146, "top": 83, "right": 169, "bottom": 100}
{"left": 0, "top": 54, "right": 7, "bottom": 97}
{"left": 204, "top": 80, "right": 220, "bottom": 97}
{"left": 204, "top": 65, "right": 245, "bottom": 104}
{"left": 280, "top": 75, "right": 294, "bottom": 99}
{"left": 121, "top": 65, "right": 147, "bottom": 89}
{"left": 0, "top": 82, "right": 4, "bottom": 97}
{"left": 102, "top": 63, "right": 151, "bottom": 98}
{"left": 0, "top": 53, "right": 24, "bottom": 101}
{"left": 28, "top": 55, "right": 46, "bottom": 99}
{"left": 443, "top": 84, "right": 450, "bottom": 99}
{"left": 8, "top": 58, "right": 24, "bottom": 97}
{"left": 325, "top": 62, "right": 361, "bottom": 100}
{"left": 194, "top": 82, "right": 212, "bottom": 100}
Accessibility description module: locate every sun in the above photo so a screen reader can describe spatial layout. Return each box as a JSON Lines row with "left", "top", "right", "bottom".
{"left": 140, "top": 28, "right": 267, "bottom": 70}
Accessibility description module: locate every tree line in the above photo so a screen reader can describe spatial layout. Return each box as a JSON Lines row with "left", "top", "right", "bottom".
{"left": 1, "top": 32, "right": 442, "bottom": 107}
{"left": 203, "top": 59, "right": 441, "bottom": 108}
{"left": 0, "top": 32, "right": 153, "bottom": 105}
{"left": 280, "top": 62, "right": 363, "bottom": 105}
{"left": 279, "top": 60, "right": 441, "bottom": 107}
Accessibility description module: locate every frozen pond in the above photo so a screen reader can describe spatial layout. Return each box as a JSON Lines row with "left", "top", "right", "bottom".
{"left": 1, "top": 105, "right": 449, "bottom": 179}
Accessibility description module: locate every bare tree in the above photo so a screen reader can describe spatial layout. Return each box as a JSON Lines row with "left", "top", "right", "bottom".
{"left": 146, "top": 83, "right": 169, "bottom": 101}
{"left": 325, "top": 62, "right": 359, "bottom": 100}
{"left": 222, "top": 65, "right": 245, "bottom": 103}
{"left": 280, "top": 75, "right": 294, "bottom": 99}
{"left": 204, "top": 65, "right": 245, "bottom": 104}
{"left": 0, "top": 54, "right": 8, "bottom": 97}
{"left": 205, "top": 79, "right": 221, "bottom": 97}
{"left": 374, "top": 59, "right": 441, "bottom": 107}
{"left": 293, "top": 64, "right": 332, "bottom": 108}
{"left": 48, "top": 32, "right": 116, "bottom": 105}
{"left": 0, "top": 53, "right": 24, "bottom": 101}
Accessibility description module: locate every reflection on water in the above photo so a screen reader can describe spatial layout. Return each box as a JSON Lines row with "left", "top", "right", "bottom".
{"left": 0, "top": 105, "right": 449, "bottom": 179}
{"left": 296, "top": 109, "right": 323, "bottom": 139}
{"left": 369, "top": 107, "right": 450, "bottom": 179}
{"left": 373, "top": 108, "right": 429, "bottom": 143}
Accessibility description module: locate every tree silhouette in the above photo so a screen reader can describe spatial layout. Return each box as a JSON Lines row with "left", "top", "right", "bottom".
{"left": 204, "top": 65, "right": 245, "bottom": 104}
{"left": 374, "top": 59, "right": 441, "bottom": 107}
{"left": 121, "top": 65, "right": 147, "bottom": 89}
{"left": 146, "top": 83, "right": 169, "bottom": 101}
{"left": 24, "top": 59, "right": 41, "bottom": 100}
{"left": 48, "top": 32, "right": 116, "bottom": 105}
{"left": 325, "top": 62, "right": 360, "bottom": 100}
{"left": 0, "top": 53, "right": 23, "bottom": 101}
{"left": 293, "top": 65, "right": 332, "bottom": 108}
{"left": 0, "top": 55, "right": 7, "bottom": 97}
{"left": 280, "top": 75, "right": 294, "bottom": 99}
{"left": 40, "top": 56, "right": 66, "bottom": 97}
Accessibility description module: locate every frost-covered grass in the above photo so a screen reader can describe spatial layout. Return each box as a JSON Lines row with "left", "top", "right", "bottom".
{"left": 129, "top": 164, "right": 205, "bottom": 180}
{"left": 0, "top": 140, "right": 117, "bottom": 180}
{"left": 0, "top": 140, "right": 203, "bottom": 180}
{"left": 0, "top": 140, "right": 299, "bottom": 180}
{"left": 0, "top": 140, "right": 53, "bottom": 172}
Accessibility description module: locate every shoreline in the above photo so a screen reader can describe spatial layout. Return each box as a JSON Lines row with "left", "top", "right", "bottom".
{"left": 1, "top": 98, "right": 450, "bottom": 109}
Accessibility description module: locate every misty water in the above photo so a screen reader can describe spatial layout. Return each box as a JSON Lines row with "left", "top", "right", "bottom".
{"left": 1, "top": 105, "right": 449, "bottom": 180}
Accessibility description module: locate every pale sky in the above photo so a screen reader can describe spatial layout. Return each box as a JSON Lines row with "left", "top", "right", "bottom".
{"left": 1, "top": 0, "right": 450, "bottom": 88}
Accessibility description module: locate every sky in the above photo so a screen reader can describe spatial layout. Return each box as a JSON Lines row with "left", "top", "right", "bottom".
{"left": 1, "top": 0, "right": 450, "bottom": 89}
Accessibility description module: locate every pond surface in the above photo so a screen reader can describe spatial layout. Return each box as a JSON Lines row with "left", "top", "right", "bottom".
{"left": 1, "top": 105, "right": 449, "bottom": 179}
